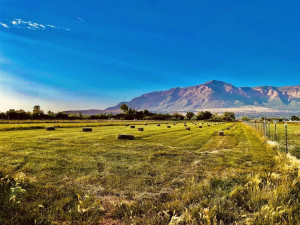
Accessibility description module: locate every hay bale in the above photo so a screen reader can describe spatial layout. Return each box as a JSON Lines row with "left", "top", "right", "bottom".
{"left": 199, "top": 126, "right": 202, "bottom": 128}
{"left": 185, "top": 127, "right": 190, "bottom": 130}
{"left": 184, "top": 124, "right": 187, "bottom": 126}
{"left": 82, "top": 127, "right": 92, "bottom": 132}
{"left": 167, "top": 126, "right": 171, "bottom": 128}
{"left": 218, "top": 130, "right": 224, "bottom": 136}
{"left": 125, "top": 124, "right": 129, "bottom": 126}
{"left": 207, "top": 125, "right": 210, "bottom": 127}
{"left": 157, "top": 124, "right": 161, "bottom": 126}
{"left": 45, "top": 126, "right": 55, "bottom": 131}
{"left": 130, "top": 125, "right": 135, "bottom": 128}
{"left": 138, "top": 127, "right": 144, "bottom": 131}
{"left": 173, "top": 123, "right": 176, "bottom": 125}
{"left": 226, "top": 127, "right": 230, "bottom": 130}
{"left": 165, "top": 123, "right": 168, "bottom": 124}
{"left": 116, "top": 134, "right": 134, "bottom": 140}
{"left": 144, "top": 124, "right": 148, "bottom": 125}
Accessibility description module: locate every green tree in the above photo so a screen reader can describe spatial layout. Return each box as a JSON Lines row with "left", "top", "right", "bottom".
{"left": 120, "top": 104, "right": 129, "bottom": 113}
{"left": 222, "top": 112, "right": 235, "bottom": 121}
{"left": 212, "top": 113, "right": 222, "bottom": 121}
{"left": 186, "top": 112, "right": 195, "bottom": 120}
{"left": 6, "top": 109, "right": 18, "bottom": 120}
{"left": 241, "top": 115, "right": 250, "bottom": 121}
{"left": 143, "top": 109, "right": 150, "bottom": 116}
{"left": 33, "top": 105, "right": 41, "bottom": 114}
{"left": 196, "top": 111, "right": 212, "bottom": 120}
{"left": 32, "top": 105, "right": 44, "bottom": 120}
{"left": 16, "top": 109, "right": 28, "bottom": 120}
{"left": 173, "top": 112, "right": 184, "bottom": 120}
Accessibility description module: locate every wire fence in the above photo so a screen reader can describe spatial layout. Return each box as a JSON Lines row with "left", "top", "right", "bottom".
{"left": 244, "top": 121, "right": 299, "bottom": 158}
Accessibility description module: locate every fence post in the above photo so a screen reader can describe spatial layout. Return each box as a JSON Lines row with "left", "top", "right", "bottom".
{"left": 267, "top": 122, "right": 270, "bottom": 139}
{"left": 274, "top": 122, "right": 277, "bottom": 141}
{"left": 260, "top": 121, "right": 262, "bottom": 133}
{"left": 285, "top": 123, "right": 288, "bottom": 153}
{"left": 264, "top": 120, "right": 267, "bottom": 138}
{"left": 264, "top": 121, "right": 266, "bottom": 137}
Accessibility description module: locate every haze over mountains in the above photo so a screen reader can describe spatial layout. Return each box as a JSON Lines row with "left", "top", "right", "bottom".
{"left": 65, "top": 80, "right": 300, "bottom": 117}
{"left": 106, "top": 80, "right": 300, "bottom": 113}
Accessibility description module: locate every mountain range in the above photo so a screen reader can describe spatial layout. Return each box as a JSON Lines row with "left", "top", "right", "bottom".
{"left": 106, "top": 80, "right": 300, "bottom": 113}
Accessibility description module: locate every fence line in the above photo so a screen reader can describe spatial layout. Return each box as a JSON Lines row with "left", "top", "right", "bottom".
{"left": 244, "top": 121, "right": 290, "bottom": 154}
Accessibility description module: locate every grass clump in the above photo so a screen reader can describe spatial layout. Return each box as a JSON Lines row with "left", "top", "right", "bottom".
{"left": 0, "top": 171, "right": 105, "bottom": 224}
{"left": 145, "top": 152, "right": 299, "bottom": 225}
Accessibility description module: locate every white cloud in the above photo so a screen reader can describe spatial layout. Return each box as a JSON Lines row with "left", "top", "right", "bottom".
{"left": 0, "top": 18, "right": 70, "bottom": 31}
{"left": 0, "top": 22, "right": 9, "bottom": 28}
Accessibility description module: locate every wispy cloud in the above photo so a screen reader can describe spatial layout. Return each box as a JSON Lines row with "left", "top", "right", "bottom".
{"left": 77, "top": 17, "right": 86, "bottom": 23}
{"left": 0, "top": 22, "right": 9, "bottom": 28}
{"left": 0, "top": 18, "right": 70, "bottom": 31}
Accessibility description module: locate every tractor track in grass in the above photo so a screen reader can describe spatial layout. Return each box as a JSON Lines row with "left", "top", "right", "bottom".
{"left": 144, "top": 124, "right": 230, "bottom": 143}
{"left": 241, "top": 123, "right": 277, "bottom": 170}
{"left": 170, "top": 125, "right": 230, "bottom": 148}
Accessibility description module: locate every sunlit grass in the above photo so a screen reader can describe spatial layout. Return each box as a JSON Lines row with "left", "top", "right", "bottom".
{"left": 0, "top": 122, "right": 299, "bottom": 224}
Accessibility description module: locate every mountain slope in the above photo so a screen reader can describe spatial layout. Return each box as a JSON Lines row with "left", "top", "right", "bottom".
{"left": 106, "top": 80, "right": 300, "bottom": 112}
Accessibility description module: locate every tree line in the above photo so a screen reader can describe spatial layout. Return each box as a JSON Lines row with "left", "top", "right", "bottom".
{"left": 241, "top": 115, "right": 299, "bottom": 122}
{"left": 0, "top": 104, "right": 236, "bottom": 121}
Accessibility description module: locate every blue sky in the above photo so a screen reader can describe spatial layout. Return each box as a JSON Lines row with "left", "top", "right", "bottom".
{"left": 1, "top": 0, "right": 300, "bottom": 112}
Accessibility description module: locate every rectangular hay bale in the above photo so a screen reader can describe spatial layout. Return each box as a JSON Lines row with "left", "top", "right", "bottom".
{"left": 82, "top": 127, "right": 92, "bottom": 132}
{"left": 116, "top": 134, "right": 135, "bottom": 140}
{"left": 45, "top": 127, "right": 55, "bottom": 131}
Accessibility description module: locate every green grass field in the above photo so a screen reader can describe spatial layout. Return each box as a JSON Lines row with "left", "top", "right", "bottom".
{"left": 270, "top": 123, "right": 300, "bottom": 158}
{"left": 0, "top": 122, "right": 299, "bottom": 224}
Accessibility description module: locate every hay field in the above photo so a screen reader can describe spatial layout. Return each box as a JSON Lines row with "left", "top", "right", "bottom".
{"left": 0, "top": 122, "right": 299, "bottom": 224}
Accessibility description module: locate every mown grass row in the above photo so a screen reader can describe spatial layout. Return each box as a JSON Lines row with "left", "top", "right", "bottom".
{"left": 0, "top": 120, "right": 165, "bottom": 131}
